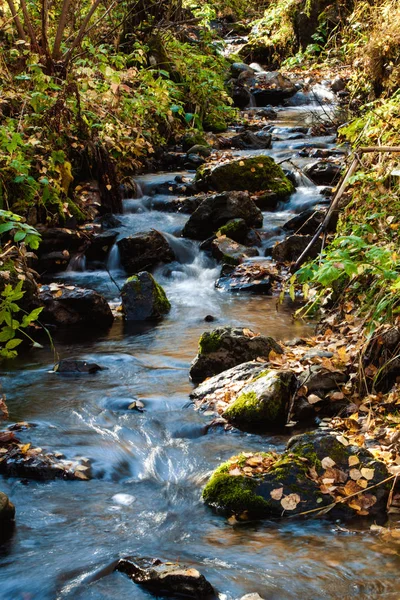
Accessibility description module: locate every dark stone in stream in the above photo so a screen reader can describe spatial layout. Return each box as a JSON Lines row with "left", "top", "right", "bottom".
{"left": 251, "top": 72, "right": 297, "bottom": 106}
{"left": 216, "top": 261, "right": 281, "bottom": 294}
{"left": 182, "top": 191, "right": 263, "bottom": 240}
{"left": 97, "top": 213, "right": 123, "bottom": 230}
{"left": 190, "top": 327, "right": 283, "bottom": 383}
{"left": 230, "top": 63, "right": 255, "bottom": 79}
{"left": 272, "top": 235, "right": 319, "bottom": 263}
{"left": 54, "top": 359, "right": 103, "bottom": 374}
{"left": 118, "top": 230, "right": 175, "bottom": 274}
{"left": 39, "top": 284, "right": 114, "bottom": 329}
{"left": 227, "top": 131, "right": 272, "bottom": 150}
{"left": 204, "top": 315, "right": 216, "bottom": 322}
{"left": 36, "top": 250, "right": 70, "bottom": 274}
{"left": 85, "top": 230, "right": 118, "bottom": 262}
{"left": 202, "top": 431, "right": 390, "bottom": 519}
{"left": 121, "top": 272, "right": 171, "bottom": 321}
{"left": 232, "top": 85, "right": 253, "bottom": 109}
{"left": 303, "top": 160, "right": 343, "bottom": 186}
{"left": 283, "top": 209, "right": 326, "bottom": 235}
{"left": 0, "top": 492, "right": 15, "bottom": 525}
{"left": 211, "top": 236, "right": 259, "bottom": 265}
{"left": 151, "top": 195, "right": 206, "bottom": 214}
{"left": 116, "top": 556, "right": 215, "bottom": 599}
{"left": 36, "top": 227, "right": 84, "bottom": 253}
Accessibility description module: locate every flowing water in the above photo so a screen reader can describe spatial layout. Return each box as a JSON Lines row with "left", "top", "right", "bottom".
{"left": 1, "top": 93, "right": 400, "bottom": 600}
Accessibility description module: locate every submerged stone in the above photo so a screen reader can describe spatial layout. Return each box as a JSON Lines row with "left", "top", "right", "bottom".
{"left": 0, "top": 492, "right": 15, "bottom": 524}
{"left": 190, "top": 327, "right": 283, "bottom": 383}
{"left": 116, "top": 556, "right": 215, "bottom": 599}
{"left": 121, "top": 272, "right": 171, "bottom": 321}
{"left": 54, "top": 359, "right": 103, "bottom": 374}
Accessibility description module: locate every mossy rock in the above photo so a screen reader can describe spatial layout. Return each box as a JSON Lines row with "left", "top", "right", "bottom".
{"left": 216, "top": 218, "right": 249, "bottom": 243}
{"left": 203, "top": 432, "right": 390, "bottom": 520}
{"left": 223, "top": 370, "right": 296, "bottom": 431}
{"left": 190, "top": 326, "right": 282, "bottom": 383}
{"left": 195, "top": 156, "right": 295, "bottom": 196}
{"left": 211, "top": 236, "right": 259, "bottom": 266}
{"left": 182, "top": 132, "right": 209, "bottom": 152}
{"left": 121, "top": 271, "right": 171, "bottom": 321}
{"left": 203, "top": 115, "right": 228, "bottom": 133}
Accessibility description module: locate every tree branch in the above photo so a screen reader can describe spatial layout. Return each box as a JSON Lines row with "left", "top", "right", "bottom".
{"left": 5, "top": 0, "right": 27, "bottom": 41}
{"left": 52, "top": 0, "right": 73, "bottom": 60}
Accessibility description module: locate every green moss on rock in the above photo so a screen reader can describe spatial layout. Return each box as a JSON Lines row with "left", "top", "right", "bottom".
{"left": 195, "top": 156, "right": 295, "bottom": 195}
{"left": 198, "top": 330, "right": 222, "bottom": 354}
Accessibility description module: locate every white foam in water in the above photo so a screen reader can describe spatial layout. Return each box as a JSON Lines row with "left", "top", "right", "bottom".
{"left": 107, "top": 244, "right": 121, "bottom": 272}
{"left": 111, "top": 493, "right": 135, "bottom": 506}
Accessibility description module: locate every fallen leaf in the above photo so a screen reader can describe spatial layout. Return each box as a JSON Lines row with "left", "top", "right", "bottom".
{"left": 270, "top": 487, "right": 284, "bottom": 500}
{"left": 321, "top": 456, "right": 336, "bottom": 469}
{"left": 349, "top": 468, "right": 362, "bottom": 481}
{"left": 360, "top": 467, "right": 375, "bottom": 480}
{"left": 348, "top": 455, "right": 360, "bottom": 466}
{"left": 281, "top": 493, "right": 301, "bottom": 511}
{"left": 308, "top": 394, "right": 323, "bottom": 405}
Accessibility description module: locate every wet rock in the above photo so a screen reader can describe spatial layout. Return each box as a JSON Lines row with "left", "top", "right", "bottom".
{"left": 216, "top": 261, "right": 280, "bottom": 294}
{"left": 85, "top": 231, "right": 118, "bottom": 262}
{"left": 182, "top": 191, "right": 263, "bottom": 240}
{"left": 0, "top": 430, "right": 91, "bottom": 481}
{"left": 257, "top": 107, "right": 278, "bottom": 119}
{"left": 211, "top": 236, "right": 258, "bottom": 265}
{"left": 239, "top": 595, "right": 265, "bottom": 600}
{"left": 116, "top": 556, "right": 215, "bottom": 599}
{"left": 39, "top": 284, "right": 114, "bottom": 329}
{"left": 251, "top": 72, "right": 297, "bottom": 106}
{"left": 186, "top": 153, "right": 206, "bottom": 168}
{"left": 54, "top": 359, "right": 103, "bottom": 374}
{"left": 195, "top": 155, "right": 295, "bottom": 197}
{"left": 191, "top": 361, "right": 269, "bottom": 404}
{"left": 232, "top": 85, "right": 253, "bottom": 109}
{"left": 231, "top": 62, "right": 255, "bottom": 78}
{"left": 152, "top": 195, "right": 206, "bottom": 214}
{"left": 283, "top": 209, "right": 326, "bottom": 235}
{"left": 298, "top": 365, "right": 348, "bottom": 393}
{"left": 203, "top": 431, "right": 390, "bottom": 519}
{"left": 227, "top": 131, "right": 272, "bottom": 150}
{"left": 0, "top": 492, "right": 15, "bottom": 524}
{"left": 204, "top": 315, "right": 216, "bottom": 322}
{"left": 216, "top": 218, "right": 249, "bottom": 244}
{"left": 36, "top": 227, "right": 84, "bottom": 253}
{"left": 121, "top": 272, "right": 171, "bottom": 321}
{"left": 186, "top": 145, "right": 211, "bottom": 158}
{"left": 190, "top": 327, "right": 283, "bottom": 383}
{"left": 182, "top": 133, "right": 209, "bottom": 152}
{"left": 272, "top": 234, "right": 319, "bottom": 263}
{"left": 223, "top": 370, "right": 296, "bottom": 431}
{"left": 97, "top": 213, "right": 123, "bottom": 230}
{"left": 37, "top": 250, "right": 70, "bottom": 274}
{"left": 303, "top": 161, "right": 342, "bottom": 186}
{"left": 331, "top": 77, "right": 346, "bottom": 93}
{"left": 117, "top": 230, "right": 175, "bottom": 274}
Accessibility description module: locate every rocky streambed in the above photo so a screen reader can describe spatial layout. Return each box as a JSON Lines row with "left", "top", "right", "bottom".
{"left": 1, "top": 76, "right": 400, "bottom": 600}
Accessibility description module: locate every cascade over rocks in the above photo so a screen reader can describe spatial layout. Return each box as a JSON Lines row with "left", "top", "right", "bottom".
{"left": 202, "top": 431, "right": 390, "bottom": 519}
{"left": 223, "top": 370, "right": 296, "bottom": 431}
{"left": 195, "top": 155, "right": 295, "bottom": 196}
{"left": 190, "top": 327, "right": 283, "bottom": 383}
{"left": 85, "top": 230, "right": 118, "bottom": 263}
{"left": 38, "top": 284, "right": 114, "bottom": 329}
{"left": 116, "top": 556, "right": 215, "bottom": 599}
{"left": 121, "top": 272, "right": 171, "bottom": 321}
{"left": 182, "top": 191, "right": 263, "bottom": 240}
{"left": 117, "top": 230, "right": 175, "bottom": 274}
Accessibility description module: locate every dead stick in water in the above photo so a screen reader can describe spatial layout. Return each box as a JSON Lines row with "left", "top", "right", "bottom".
{"left": 292, "top": 146, "right": 400, "bottom": 272}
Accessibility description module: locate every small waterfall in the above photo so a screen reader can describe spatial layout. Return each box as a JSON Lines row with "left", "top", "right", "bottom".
{"left": 107, "top": 243, "right": 121, "bottom": 272}
{"left": 67, "top": 253, "right": 86, "bottom": 272}
{"left": 162, "top": 232, "right": 198, "bottom": 264}
{"left": 135, "top": 181, "right": 143, "bottom": 199}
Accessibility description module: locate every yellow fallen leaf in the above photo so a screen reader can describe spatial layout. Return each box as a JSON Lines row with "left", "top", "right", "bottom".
{"left": 321, "top": 456, "right": 336, "bottom": 469}
{"left": 349, "top": 468, "right": 362, "bottom": 481}
{"left": 348, "top": 455, "right": 360, "bottom": 467}
{"left": 308, "top": 394, "right": 322, "bottom": 405}
{"left": 360, "top": 467, "right": 375, "bottom": 481}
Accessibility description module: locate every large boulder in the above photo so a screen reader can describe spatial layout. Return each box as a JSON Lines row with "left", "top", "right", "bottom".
{"left": 190, "top": 327, "right": 283, "bottom": 383}
{"left": 116, "top": 556, "right": 215, "bottom": 599}
{"left": 85, "top": 231, "right": 118, "bottom": 263}
{"left": 227, "top": 131, "right": 272, "bottom": 150}
{"left": 283, "top": 209, "right": 326, "bottom": 235}
{"left": 0, "top": 492, "right": 15, "bottom": 525}
{"left": 272, "top": 234, "right": 319, "bottom": 263}
{"left": 36, "top": 227, "right": 84, "bottom": 253}
{"left": 121, "top": 272, "right": 171, "bottom": 321}
{"left": 117, "top": 230, "right": 175, "bottom": 274}
{"left": 203, "top": 431, "right": 390, "bottom": 519}
{"left": 223, "top": 370, "right": 296, "bottom": 431}
{"left": 182, "top": 191, "right": 262, "bottom": 240}
{"left": 38, "top": 283, "right": 114, "bottom": 329}
{"left": 195, "top": 156, "right": 295, "bottom": 196}
{"left": 211, "top": 236, "right": 259, "bottom": 265}
{"left": 303, "top": 161, "right": 342, "bottom": 186}
{"left": 251, "top": 72, "right": 297, "bottom": 106}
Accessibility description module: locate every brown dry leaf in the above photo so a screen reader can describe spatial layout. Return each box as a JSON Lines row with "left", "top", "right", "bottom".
{"left": 246, "top": 455, "right": 263, "bottom": 467}
{"left": 321, "top": 456, "right": 336, "bottom": 469}
{"left": 358, "top": 478, "right": 369, "bottom": 488}
{"left": 74, "top": 471, "right": 89, "bottom": 480}
{"left": 281, "top": 493, "right": 301, "bottom": 511}
{"left": 336, "top": 435, "right": 349, "bottom": 446}
{"left": 308, "top": 394, "right": 323, "bottom": 405}
{"left": 348, "top": 455, "right": 360, "bottom": 467}
{"left": 270, "top": 487, "right": 284, "bottom": 500}
{"left": 330, "top": 391, "right": 345, "bottom": 401}
{"left": 0, "top": 396, "right": 8, "bottom": 421}
{"left": 243, "top": 328, "right": 259, "bottom": 338}
{"left": 360, "top": 467, "right": 375, "bottom": 480}
{"left": 343, "top": 480, "right": 362, "bottom": 496}
{"left": 268, "top": 349, "right": 283, "bottom": 364}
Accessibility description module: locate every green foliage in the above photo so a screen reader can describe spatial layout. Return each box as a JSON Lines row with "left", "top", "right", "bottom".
{"left": 0, "top": 210, "right": 41, "bottom": 249}
{"left": 0, "top": 281, "right": 43, "bottom": 360}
